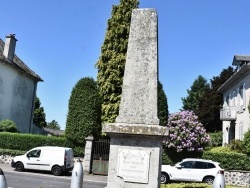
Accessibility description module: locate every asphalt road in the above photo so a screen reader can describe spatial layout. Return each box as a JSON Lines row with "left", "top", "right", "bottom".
{"left": 0, "top": 164, "right": 107, "bottom": 188}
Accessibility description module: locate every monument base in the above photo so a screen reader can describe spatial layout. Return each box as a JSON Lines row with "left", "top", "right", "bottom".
{"left": 103, "top": 123, "right": 168, "bottom": 188}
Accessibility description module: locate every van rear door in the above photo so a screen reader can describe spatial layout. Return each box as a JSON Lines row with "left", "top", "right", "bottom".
{"left": 65, "top": 148, "right": 74, "bottom": 170}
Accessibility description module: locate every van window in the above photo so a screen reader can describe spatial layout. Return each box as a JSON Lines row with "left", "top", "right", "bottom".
{"left": 27, "top": 149, "right": 41, "bottom": 158}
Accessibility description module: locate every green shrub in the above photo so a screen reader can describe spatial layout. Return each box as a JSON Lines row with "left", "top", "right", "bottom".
{"left": 163, "top": 147, "right": 203, "bottom": 165}
{"left": 228, "top": 139, "right": 244, "bottom": 153}
{"left": 0, "top": 132, "right": 84, "bottom": 157}
{"left": 0, "top": 120, "right": 19, "bottom": 133}
{"left": 242, "top": 129, "right": 250, "bottom": 155}
{"left": 208, "top": 132, "right": 222, "bottom": 147}
{"left": 160, "top": 183, "right": 210, "bottom": 188}
{"left": 0, "top": 148, "right": 25, "bottom": 156}
{"left": 208, "top": 146, "right": 236, "bottom": 153}
{"left": 202, "top": 150, "right": 250, "bottom": 171}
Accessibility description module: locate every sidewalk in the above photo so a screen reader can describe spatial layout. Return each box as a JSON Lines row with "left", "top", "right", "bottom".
{"left": 0, "top": 163, "right": 107, "bottom": 183}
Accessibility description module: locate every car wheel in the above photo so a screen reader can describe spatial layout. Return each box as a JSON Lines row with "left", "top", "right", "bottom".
{"left": 15, "top": 162, "right": 24, "bottom": 172}
{"left": 203, "top": 176, "right": 214, "bottom": 184}
{"left": 161, "top": 172, "right": 169, "bottom": 184}
{"left": 52, "top": 166, "right": 62, "bottom": 176}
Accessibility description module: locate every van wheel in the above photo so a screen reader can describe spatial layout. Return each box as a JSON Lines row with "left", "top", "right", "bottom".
{"left": 52, "top": 166, "right": 62, "bottom": 176}
{"left": 15, "top": 162, "right": 24, "bottom": 172}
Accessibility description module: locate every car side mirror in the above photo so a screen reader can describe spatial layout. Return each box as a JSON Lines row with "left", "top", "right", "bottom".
{"left": 26, "top": 154, "right": 30, "bottom": 158}
{"left": 176, "top": 164, "right": 182, "bottom": 169}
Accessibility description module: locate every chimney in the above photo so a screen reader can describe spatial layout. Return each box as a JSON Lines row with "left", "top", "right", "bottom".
{"left": 3, "top": 34, "right": 18, "bottom": 62}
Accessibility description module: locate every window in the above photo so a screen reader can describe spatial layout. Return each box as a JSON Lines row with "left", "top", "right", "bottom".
{"left": 207, "top": 162, "right": 216, "bottom": 169}
{"left": 180, "top": 161, "right": 193, "bottom": 168}
{"left": 193, "top": 161, "right": 205, "bottom": 169}
{"left": 27, "top": 149, "right": 41, "bottom": 158}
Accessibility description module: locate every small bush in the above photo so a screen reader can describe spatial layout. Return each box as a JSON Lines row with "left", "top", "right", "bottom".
{"left": 208, "top": 132, "right": 222, "bottom": 147}
{"left": 0, "top": 120, "right": 19, "bottom": 133}
{"left": 242, "top": 129, "right": 250, "bottom": 154}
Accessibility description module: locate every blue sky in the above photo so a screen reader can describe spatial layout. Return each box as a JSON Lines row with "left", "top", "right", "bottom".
{"left": 1, "top": 0, "right": 250, "bottom": 130}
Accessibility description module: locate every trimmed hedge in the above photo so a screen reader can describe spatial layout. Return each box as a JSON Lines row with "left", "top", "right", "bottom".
{"left": 202, "top": 150, "right": 250, "bottom": 171}
{"left": 0, "top": 132, "right": 84, "bottom": 157}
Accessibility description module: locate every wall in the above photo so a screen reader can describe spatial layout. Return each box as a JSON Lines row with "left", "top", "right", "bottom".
{"left": 0, "top": 62, "right": 36, "bottom": 133}
{"left": 222, "top": 74, "right": 250, "bottom": 145}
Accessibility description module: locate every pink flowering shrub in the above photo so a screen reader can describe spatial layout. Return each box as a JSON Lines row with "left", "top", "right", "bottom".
{"left": 164, "top": 110, "right": 210, "bottom": 152}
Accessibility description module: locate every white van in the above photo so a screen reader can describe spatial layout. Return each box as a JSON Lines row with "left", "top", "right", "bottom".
{"left": 11, "top": 146, "right": 74, "bottom": 176}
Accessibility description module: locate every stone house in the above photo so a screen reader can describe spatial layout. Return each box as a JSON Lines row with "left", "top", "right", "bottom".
{"left": 0, "top": 34, "right": 43, "bottom": 133}
{"left": 218, "top": 55, "right": 250, "bottom": 145}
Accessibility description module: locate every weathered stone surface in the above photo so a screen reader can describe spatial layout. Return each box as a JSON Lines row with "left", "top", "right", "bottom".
{"left": 103, "top": 123, "right": 169, "bottom": 136}
{"left": 104, "top": 8, "right": 167, "bottom": 188}
{"left": 115, "top": 8, "right": 159, "bottom": 125}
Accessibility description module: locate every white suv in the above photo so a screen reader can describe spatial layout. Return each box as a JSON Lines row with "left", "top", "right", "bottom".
{"left": 161, "top": 158, "right": 224, "bottom": 184}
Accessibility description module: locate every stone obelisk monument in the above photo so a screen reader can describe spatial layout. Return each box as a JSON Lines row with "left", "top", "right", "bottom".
{"left": 103, "top": 9, "right": 168, "bottom": 188}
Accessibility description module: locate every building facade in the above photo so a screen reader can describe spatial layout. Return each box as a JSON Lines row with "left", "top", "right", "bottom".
{"left": 218, "top": 55, "right": 250, "bottom": 145}
{"left": 0, "top": 34, "right": 43, "bottom": 133}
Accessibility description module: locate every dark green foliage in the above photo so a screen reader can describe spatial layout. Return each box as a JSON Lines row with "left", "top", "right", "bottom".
{"left": 47, "top": 120, "right": 61, "bottom": 130}
{"left": 158, "top": 81, "right": 169, "bottom": 126}
{"left": 33, "top": 97, "right": 47, "bottom": 128}
{"left": 208, "top": 132, "right": 222, "bottom": 147}
{"left": 199, "top": 67, "right": 235, "bottom": 132}
{"left": 161, "top": 183, "right": 211, "bottom": 188}
{"left": 65, "top": 77, "right": 102, "bottom": 146}
{"left": 162, "top": 147, "right": 203, "bottom": 165}
{"left": 228, "top": 139, "right": 244, "bottom": 152}
{"left": 0, "top": 132, "right": 83, "bottom": 156}
{"left": 202, "top": 150, "right": 250, "bottom": 171}
{"left": 182, "top": 75, "right": 210, "bottom": 115}
{"left": 243, "top": 129, "right": 250, "bottom": 154}
{"left": 0, "top": 148, "right": 25, "bottom": 156}
{"left": 95, "top": 0, "right": 139, "bottom": 123}
{"left": 0, "top": 119, "right": 19, "bottom": 133}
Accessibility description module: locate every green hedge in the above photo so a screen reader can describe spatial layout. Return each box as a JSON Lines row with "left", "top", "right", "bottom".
{"left": 0, "top": 132, "right": 84, "bottom": 157}
{"left": 202, "top": 150, "right": 250, "bottom": 171}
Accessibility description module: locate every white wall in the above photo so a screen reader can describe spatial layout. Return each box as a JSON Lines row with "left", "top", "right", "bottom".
{"left": 0, "top": 62, "right": 36, "bottom": 133}
{"left": 222, "top": 74, "right": 250, "bottom": 144}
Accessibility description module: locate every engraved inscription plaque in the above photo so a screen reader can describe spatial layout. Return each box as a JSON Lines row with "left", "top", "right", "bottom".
{"left": 117, "top": 149, "right": 150, "bottom": 183}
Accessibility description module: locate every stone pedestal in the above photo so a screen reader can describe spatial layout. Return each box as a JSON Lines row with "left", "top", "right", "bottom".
{"left": 103, "top": 124, "right": 168, "bottom": 188}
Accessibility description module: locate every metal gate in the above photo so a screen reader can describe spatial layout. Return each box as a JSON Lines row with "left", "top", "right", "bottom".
{"left": 91, "top": 138, "right": 110, "bottom": 175}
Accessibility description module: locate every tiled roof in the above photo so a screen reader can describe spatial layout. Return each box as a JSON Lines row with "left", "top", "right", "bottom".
{"left": 0, "top": 38, "right": 42, "bottom": 82}
{"left": 233, "top": 55, "right": 250, "bottom": 65}
{"left": 43, "top": 127, "right": 65, "bottom": 136}
{"left": 218, "top": 64, "right": 250, "bottom": 93}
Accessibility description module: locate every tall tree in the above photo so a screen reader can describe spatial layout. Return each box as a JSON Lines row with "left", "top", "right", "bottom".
{"left": 199, "top": 66, "right": 235, "bottom": 132}
{"left": 33, "top": 97, "right": 47, "bottom": 128}
{"left": 95, "top": 0, "right": 139, "bottom": 123}
{"left": 65, "top": 77, "right": 102, "bottom": 145}
{"left": 158, "top": 81, "right": 169, "bottom": 126}
{"left": 47, "top": 120, "right": 60, "bottom": 130}
{"left": 182, "top": 75, "right": 210, "bottom": 115}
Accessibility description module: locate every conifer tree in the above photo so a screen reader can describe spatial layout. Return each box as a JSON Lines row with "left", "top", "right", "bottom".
{"left": 158, "top": 81, "right": 169, "bottom": 126}
{"left": 65, "top": 77, "right": 101, "bottom": 145}
{"left": 33, "top": 97, "right": 47, "bottom": 128}
{"left": 95, "top": 0, "right": 139, "bottom": 123}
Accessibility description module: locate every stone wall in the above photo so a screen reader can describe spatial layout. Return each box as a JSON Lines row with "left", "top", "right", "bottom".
{"left": 225, "top": 170, "right": 250, "bottom": 187}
